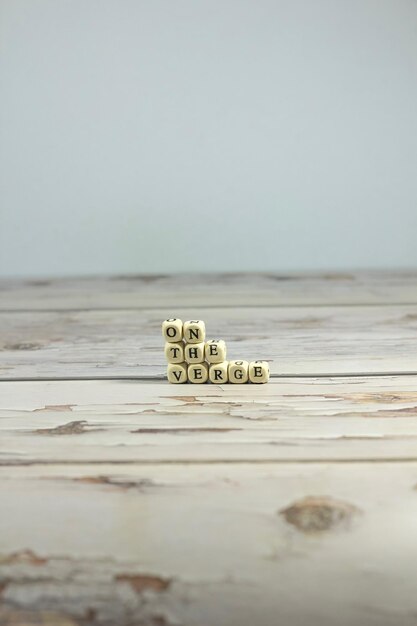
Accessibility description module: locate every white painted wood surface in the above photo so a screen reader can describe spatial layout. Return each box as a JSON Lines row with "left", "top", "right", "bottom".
{"left": 1, "top": 378, "right": 417, "bottom": 463}
{"left": 0, "top": 273, "right": 416, "bottom": 626}
{"left": 1, "top": 305, "right": 417, "bottom": 379}
{"left": 1, "top": 270, "right": 417, "bottom": 310}
{"left": 1, "top": 462, "right": 417, "bottom": 626}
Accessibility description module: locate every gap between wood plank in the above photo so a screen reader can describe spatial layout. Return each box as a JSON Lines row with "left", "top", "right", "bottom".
{"left": 2, "top": 457, "right": 417, "bottom": 466}
{"left": 2, "top": 301, "right": 417, "bottom": 313}
{"left": 1, "top": 371, "right": 417, "bottom": 382}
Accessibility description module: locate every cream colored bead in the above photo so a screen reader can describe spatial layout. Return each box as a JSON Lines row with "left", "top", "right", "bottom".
{"left": 162, "top": 318, "right": 183, "bottom": 343}
{"left": 248, "top": 360, "right": 270, "bottom": 384}
{"left": 228, "top": 360, "right": 249, "bottom": 384}
{"left": 188, "top": 362, "right": 209, "bottom": 384}
{"left": 209, "top": 361, "right": 228, "bottom": 384}
{"left": 167, "top": 362, "right": 188, "bottom": 384}
{"left": 164, "top": 341, "right": 184, "bottom": 364}
{"left": 184, "top": 342, "right": 205, "bottom": 364}
{"left": 205, "top": 339, "right": 227, "bottom": 364}
{"left": 183, "top": 320, "right": 206, "bottom": 344}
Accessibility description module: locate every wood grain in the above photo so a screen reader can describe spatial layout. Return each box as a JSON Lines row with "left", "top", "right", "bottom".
{"left": 1, "top": 304, "right": 417, "bottom": 379}
{"left": 1, "top": 272, "right": 416, "bottom": 625}
{"left": 1, "top": 378, "right": 417, "bottom": 464}
{"left": 1, "top": 461, "right": 417, "bottom": 626}
{"left": 1, "top": 270, "right": 417, "bottom": 310}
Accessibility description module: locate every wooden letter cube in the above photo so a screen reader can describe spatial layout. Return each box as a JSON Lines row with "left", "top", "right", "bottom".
{"left": 228, "top": 360, "right": 249, "bottom": 383}
{"left": 167, "top": 362, "right": 188, "bottom": 384}
{"left": 249, "top": 361, "right": 270, "bottom": 384}
{"left": 164, "top": 341, "right": 184, "bottom": 363}
{"left": 183, "top": 320, "right": 206, "bottom": 344}
{"left": 188, "top": 362, "right": 209, "bottom": 384}
{"left": 209, "top": 361, "right": 228, "bottom": 384}
{"left": 162, "top": 318, "right": 183, "bottom": 343}
{"left": 205, "top": 339, "right": 226, "bottom": 364}
{"left": 184, "top": 342, "right": 205, "bottom": 364}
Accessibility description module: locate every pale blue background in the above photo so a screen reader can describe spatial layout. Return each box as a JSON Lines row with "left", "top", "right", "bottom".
{"left": 1, "top": 0, "right": 416, "bottom": 276}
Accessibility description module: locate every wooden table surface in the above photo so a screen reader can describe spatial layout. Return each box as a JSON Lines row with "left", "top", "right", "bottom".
{"left": 1, "top": 272, "right": 417, "bottom": 626}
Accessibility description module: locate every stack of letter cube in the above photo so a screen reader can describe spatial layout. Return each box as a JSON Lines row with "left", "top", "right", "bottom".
{"left": 162, "top": 318, "right": 269, "bottom": 384}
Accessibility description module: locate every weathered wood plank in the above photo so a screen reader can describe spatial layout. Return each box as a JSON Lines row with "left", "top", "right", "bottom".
{"left": 1, "top": 377, "right": 417, "bottom": 463}
{"left": 1, "top": 270, "right": 417, "bottom": 310}
{"left": 1, "top": 272, "right": 416, "bottom": 624}
{"left": 1, "top": 461, "right": 417, "bottom": 625}
{"left": 1, "top": 305, "right": 417, "bottom": 379}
